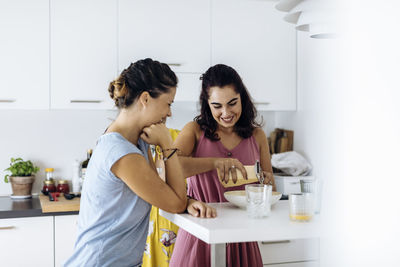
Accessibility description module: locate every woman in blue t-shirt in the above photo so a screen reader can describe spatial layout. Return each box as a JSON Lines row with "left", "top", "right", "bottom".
{"left": 65, "top": 58, "right": 216, "bottom": 267}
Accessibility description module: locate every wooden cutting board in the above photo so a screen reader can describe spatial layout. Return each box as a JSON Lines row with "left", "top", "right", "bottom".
{"left": 39, "top": 194, "right": 80, "bottom": 213}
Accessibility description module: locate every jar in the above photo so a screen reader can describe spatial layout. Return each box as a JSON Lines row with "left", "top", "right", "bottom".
{"left": 57, "top": 180, "right": 70, "bottom": 194}
{"left": 42, "top": 180, "right": 56, "bottom": 194}
{"left": 45, "top": 168, "right": 54, "bottom": 181}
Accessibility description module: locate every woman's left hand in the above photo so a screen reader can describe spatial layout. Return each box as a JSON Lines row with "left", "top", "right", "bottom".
{"left": 140, "top": 123, "right": 173, "bottom": 148}
{"left": 187, "top": 199, "right": 217, "bottom": 218}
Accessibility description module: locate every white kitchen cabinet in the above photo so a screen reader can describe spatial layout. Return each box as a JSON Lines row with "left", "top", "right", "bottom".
{"left": 0, "top": 0, "right": 49, "bottom": 109}
{"left": 50, "top": 0, "right": 117, "bottom": 109}
{"left": 212, "top": 0, "right": 297, "bottom": 111}
{"left": 0, "top": 216, "right": 54, "bottom": 267}
{"left": 54, "top": 215, "right": 79, "bottom": 267}
{"left": 174, "top": 73, "right": 202, "bottom": 103}
{"left": 118, "top": 0, "right": 211, "bottom": 74}
{"left": 265, "top": 261, "right": 319, "bottom": 267}
{"left": 258, "top": 238, "right": 319, "bottom": 265}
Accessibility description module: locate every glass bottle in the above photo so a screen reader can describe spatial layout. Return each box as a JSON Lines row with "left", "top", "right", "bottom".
{"left": 45, "top": 168, "right": 54, "bottom": 181}
{"left": 72, "top": 160, "right": 81, "bottom": 193}
{"left": 80, "top": 149, "right": 93, "bottom": 185}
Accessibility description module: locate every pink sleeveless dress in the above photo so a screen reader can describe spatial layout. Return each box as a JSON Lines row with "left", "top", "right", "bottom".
{"left": 169, "top": 132, "right": 263, "bottom": 267}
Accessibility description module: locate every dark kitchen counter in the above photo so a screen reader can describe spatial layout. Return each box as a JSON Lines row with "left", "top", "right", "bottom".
{"left": 0, "top": 196, "right": 78, "bottom": 219}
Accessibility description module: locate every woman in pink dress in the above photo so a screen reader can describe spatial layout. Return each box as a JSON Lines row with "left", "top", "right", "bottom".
{"left": 170, "top": 64, "right": 276, "bottom": 267}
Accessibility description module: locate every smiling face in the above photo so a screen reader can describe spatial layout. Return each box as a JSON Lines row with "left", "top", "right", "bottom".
{"left": 208, "top": 85, "right": 242, "bottom": 130}
{"left": 145, "top": 86, "right": 176, "bottom": 125}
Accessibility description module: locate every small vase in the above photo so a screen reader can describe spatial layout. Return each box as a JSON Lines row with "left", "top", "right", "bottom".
{"left": 9, "top": 176, "right": 35, "bottom": 198}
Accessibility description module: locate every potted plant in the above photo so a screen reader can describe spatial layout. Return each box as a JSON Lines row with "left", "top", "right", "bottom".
{"left": 4, "top": 157, "right": 40, "bottom": 198}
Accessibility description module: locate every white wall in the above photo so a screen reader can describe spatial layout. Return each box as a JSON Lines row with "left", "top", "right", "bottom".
{"left": 0, "top": 110, "right": 112, "bottom": 195}
{"left": 276, "top": 10, "right": 400, "bottom": 265}
{"left": 0, "top": 107, "right": 274, "bottom": 196}
{"left": 275, "top": 32, "right": 342, "bottom": 183}
{"left": 275, "top": 30, "right": 344, "bottom": 267}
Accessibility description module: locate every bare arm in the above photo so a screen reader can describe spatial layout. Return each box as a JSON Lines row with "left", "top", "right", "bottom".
{"left": 147, "top": 133, "right": 216, "bottom": 217}
{"left": 173, "top": 122, "right": 210, "bottom": 177}
{"left": 176, "top": 156, "right": 219, "bottom": 178}
{"left": 112, "top": 124, "right": 187, "bottom": 213}
{"left": 173, "top": 122, "right": 247, "bottom": 182}
{"left": 147, "top": 147, "right": 157, "bottom": 172}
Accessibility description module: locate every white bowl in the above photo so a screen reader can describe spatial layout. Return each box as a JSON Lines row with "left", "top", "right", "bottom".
{"left": 224, "top": 190, "right": 282, "bottom": 209}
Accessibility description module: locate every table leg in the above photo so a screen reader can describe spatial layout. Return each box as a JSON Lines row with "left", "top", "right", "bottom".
{"left": 210, "top": 243, "right": 226, "bottom": 267}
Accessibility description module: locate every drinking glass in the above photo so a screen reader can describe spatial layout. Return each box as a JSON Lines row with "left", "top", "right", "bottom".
{"left": 289, "top": 193, "right": 314, "bottom": 222}
{"left": 300, "top": 178, "right": 323, "bottom": 214}
{"left": 245, "top": 184, "right": 272, "bottom": 218}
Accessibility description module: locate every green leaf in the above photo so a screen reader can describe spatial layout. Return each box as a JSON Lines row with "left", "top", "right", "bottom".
{"left": 3, "top": 157, "right": 39, "bottom": 182}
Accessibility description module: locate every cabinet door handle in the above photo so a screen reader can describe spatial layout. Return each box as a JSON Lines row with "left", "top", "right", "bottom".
{"left": 0, "top": 99, "right": 16, "bottom": 103}
{"left": 261, "top": 240, "right": 290, "bottom": 245}
{"left": 0, "top": 226, "right": 16, "bottom": 230}
{"left": 70, "top": 100, "right": 102, "bottom": 103}
{"left": 254, "top": 102, "right": 270, "bottom": 105}
{"left": 167, "top": 63, "right": 182, "bottom": 67}
{"left": 290, "top": 182, "right": 300, "bottom": 185}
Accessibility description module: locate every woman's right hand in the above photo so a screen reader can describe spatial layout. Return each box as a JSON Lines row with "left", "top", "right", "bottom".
{"left": 140, "top": 123, "right": 173, "bottom": 148}
{"left": 214, "top": 158, "right": 247, "bottom": 184}
{"left": 187, "top": 199, "right": 217, "bottom": 218}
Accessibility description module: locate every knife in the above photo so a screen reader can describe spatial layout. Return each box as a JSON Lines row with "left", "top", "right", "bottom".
{"left": 255, "top": 160, "right": 264, "bottom": 185}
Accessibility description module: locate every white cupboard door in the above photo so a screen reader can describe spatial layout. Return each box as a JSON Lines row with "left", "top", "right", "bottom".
{"left": 51, "top": 0, "right": 117, "bottom": 109}
{"left": 212, "top": 0, "right": 297, "bottom": 111}
{"left": 0, "top": 216, "right": 54, "bottom": 267}
{"left": 0, "top": 0, "right": 49, "bottom": 109}
{"left": 118, "top": 0, "right": 211, "bottom": 74}
{"left": 55, "top": 215, "right": 79, "bottom": 267}
{"left": 265, "top": 261, "right": 319, "bottom": 267}
{"left": 258, "top": 238, "right": 319, "bottom": 265}
{"left": 174, "top": 73, "right": 202, "bottom": 103}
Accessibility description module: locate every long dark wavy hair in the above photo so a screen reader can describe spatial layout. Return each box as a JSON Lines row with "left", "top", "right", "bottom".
{"left": 195, "top": 64, "right": 262, "bottom": 141}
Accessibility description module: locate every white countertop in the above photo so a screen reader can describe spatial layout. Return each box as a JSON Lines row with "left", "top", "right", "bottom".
{"left": 160, "top": 200, "right": 320, "bottom": 244}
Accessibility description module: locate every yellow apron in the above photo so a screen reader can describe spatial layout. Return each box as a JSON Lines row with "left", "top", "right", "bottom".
{"left": 142, "top": 129, "right": 181, "bottom": 267}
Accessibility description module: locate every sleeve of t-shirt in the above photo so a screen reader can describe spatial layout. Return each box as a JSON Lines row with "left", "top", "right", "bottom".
{"left": 105, "top": 136, "right": 145, "bottom": 172}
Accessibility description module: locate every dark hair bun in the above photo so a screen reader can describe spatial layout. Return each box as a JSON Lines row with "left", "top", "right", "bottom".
{"left": 108, "top": 58, "right": 178, "bottom": 108}
{"left": 108, "top": 76, "right": 129, "bottom": 107}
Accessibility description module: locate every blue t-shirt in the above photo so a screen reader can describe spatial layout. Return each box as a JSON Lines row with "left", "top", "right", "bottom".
{"left": 64, "top": 133, "right": 151, "bottom": 267}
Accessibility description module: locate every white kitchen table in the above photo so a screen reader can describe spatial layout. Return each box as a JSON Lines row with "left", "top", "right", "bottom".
{"left": 159, "top": 200, "right": 320, "bottom": 267}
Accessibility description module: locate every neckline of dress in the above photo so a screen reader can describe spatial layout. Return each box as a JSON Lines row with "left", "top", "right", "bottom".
{"left": 217, "top": 137, "right": 247, "bottom": 152}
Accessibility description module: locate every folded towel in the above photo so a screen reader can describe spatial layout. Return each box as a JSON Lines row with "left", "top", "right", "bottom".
{"left": 271, "top": 151, "right": 312, "bottom": 176}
